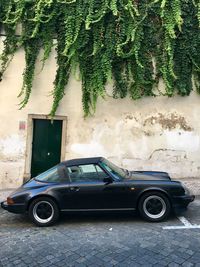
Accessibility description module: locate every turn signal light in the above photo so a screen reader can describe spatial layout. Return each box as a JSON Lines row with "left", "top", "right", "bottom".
{"left": 7, "top": 197, "right": 15, "bottom": 205}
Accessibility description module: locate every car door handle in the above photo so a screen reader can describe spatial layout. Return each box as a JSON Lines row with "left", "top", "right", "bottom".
{"left": 70, "top": 187, "right": 80, "bottom": 192}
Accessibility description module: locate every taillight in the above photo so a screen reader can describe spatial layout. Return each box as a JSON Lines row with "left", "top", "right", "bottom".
{"left": 7, "top": 197, "right": 15, "bottom": 205}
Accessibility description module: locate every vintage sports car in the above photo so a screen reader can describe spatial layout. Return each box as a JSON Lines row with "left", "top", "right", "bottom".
{"left": 1, "top": 157, "right": 195, "bottom": 226}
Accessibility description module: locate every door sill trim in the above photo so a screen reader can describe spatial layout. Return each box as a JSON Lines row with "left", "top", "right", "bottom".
{"left": 61, "top": 208, "right": 135, "bottom": 212}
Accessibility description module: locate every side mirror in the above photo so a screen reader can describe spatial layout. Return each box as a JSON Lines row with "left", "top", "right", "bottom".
{"left": 103, "top": 177, "right": 113, "bottom": 185}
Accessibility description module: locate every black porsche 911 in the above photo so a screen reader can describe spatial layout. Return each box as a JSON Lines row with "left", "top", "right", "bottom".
{"left": 1, "top": 157, "right": 195, "bottom": 226}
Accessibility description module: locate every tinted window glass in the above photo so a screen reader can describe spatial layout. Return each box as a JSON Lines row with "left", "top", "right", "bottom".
{"left": 100, "top": 159, "right": 125, "bottom": 180}
{"left": 35, "top": 166, "right": 60, "bottom": 182}
{"left": 67, "top": 164, "right": 105, "bottom": 182}
{"left": 96, "top": 165, "right": 109, "bottom": 179}
{"left": 35, "top": 165, "right": 69, "bottom": 183}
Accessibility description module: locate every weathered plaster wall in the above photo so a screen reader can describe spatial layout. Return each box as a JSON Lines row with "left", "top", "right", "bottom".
{"left": 0, "top": 38, "right": 200, "bottom": 188}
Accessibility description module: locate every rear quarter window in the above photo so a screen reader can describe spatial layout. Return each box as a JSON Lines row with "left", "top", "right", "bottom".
{"left": 35, "top": 166, "right": 60, "bottom": 182}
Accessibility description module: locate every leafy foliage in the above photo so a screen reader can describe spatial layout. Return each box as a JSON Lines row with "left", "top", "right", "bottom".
{"left": 0, "top": 0, "right": 200, "bottom": 116}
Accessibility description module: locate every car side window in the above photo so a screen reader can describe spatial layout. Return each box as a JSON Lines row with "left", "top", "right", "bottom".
{"left": 96, "top": 165, "right": 109, "bottom": 179}
{"left": 67, "top": 164, "right": 107, "bottom": 182}
{"left": 35, "top": 166, "right": 60, "bottom": 182}
{"left": 100, "top": 161, "right": 122, "bottom": 181}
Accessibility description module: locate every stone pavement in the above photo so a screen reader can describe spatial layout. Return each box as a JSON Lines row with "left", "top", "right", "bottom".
{"left": 0, "top": 197, "right": 200, "bottom": 267}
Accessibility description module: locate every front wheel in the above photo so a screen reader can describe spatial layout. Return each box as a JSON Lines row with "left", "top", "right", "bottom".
{"left": 138, "top": 192, "right": 171, "bottom": 222}
{"left": 29, "top": 197, "right": 59, "bottom": 227}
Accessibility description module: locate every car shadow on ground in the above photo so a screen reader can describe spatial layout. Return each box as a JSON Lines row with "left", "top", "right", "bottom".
{"left": 60, "top": 211, "right": 140, "bottom": 223}
{"left": 0, "top": 207, "right": 190, "bottom": 228}
{"left": 1, "top": 196, "right": 198, "bottom": 228}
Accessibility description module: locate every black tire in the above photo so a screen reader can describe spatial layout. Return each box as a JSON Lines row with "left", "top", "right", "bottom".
{"left": 138, "top": 191, "right": 171, "bottom": 222}
{"left": 28, "top": 197, "right": 60, "bottom": 227}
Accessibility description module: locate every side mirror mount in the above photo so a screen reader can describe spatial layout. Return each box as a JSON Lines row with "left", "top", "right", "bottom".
{"left": 103, "top": 177, "right": 113, "bottom": 185}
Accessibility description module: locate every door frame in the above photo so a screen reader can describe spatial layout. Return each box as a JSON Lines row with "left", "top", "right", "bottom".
{"left": 23, "top": 114, "right": 67, "bottom": 181}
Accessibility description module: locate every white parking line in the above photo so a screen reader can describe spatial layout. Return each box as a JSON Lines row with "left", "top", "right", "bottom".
{"left": 163, "top": 216, "right": 200, "bottom": 230}
{"left": 178, "top": 216, "right": 192, "bottom": 227}
{"left": 163, "top": 225, "right": 200, "bottom": 229}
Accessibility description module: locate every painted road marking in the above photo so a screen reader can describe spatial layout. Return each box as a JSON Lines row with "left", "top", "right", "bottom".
{"left": 163, "top": 225, "right": 200, "bottom": 229}
{"left": 163, "top": 216, "right": 200, "bottom": 230}
{"left": 178, "top": 216, "right": 193, "bottom": 227}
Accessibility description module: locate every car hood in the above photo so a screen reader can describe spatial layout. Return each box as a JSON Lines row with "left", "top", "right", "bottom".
{"left": 126, "top": 171, "right": 171, "bottom": 181}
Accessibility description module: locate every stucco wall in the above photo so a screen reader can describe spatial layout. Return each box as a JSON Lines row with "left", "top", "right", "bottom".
{"left": 0, "top": 38, "right": 200, "bottom": 189}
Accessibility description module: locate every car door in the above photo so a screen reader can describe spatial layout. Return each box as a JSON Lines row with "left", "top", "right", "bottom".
{"left": 66, "top": 164, "right": 104, "bottom": 209}
{"left": 62, "top": 164, "right": 134, "bottom": 210}
{"left": 98, "top": 164, "right": 137, "bottom": 209}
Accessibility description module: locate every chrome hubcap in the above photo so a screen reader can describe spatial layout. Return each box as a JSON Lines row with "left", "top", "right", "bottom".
{"left": 33, "top": 201, "right": 54, "bottom": 224}
{"left": 143, "top": 196, "right": 166, "bottom": 219}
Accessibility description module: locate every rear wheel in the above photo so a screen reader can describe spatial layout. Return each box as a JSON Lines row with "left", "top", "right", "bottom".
{"left": 29, "top": 197, "right": 59, "bottom": 226}
{"left": 138, "top": 192, "right": 171, "bottom": 222}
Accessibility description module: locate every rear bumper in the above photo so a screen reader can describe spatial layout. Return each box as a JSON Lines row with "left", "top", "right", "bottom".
{"left": 1, "top": 201, "right": 26, "bottom": 214}
{"left": 172, "top": 194, "right": 195, "bottom": 213}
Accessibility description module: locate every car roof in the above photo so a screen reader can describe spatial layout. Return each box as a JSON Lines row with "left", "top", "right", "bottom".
{"left": 61, "top": 157, "right": 105, "bottom": 167}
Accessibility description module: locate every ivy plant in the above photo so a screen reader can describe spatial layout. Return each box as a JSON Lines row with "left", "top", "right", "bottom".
{"left": 0, "top": 0, "right": 200, "bottom": 117}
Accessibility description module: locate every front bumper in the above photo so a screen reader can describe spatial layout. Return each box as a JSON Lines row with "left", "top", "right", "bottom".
{"left": 172, "top": 194, "right": 195, "bottom": 213}
{"left": 1, "top": 201, "right": 26, "bottom": 214}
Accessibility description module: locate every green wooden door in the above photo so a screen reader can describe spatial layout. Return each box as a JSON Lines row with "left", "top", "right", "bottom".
{"left": 31, "top": 119, "right": 63, "bottom": 178}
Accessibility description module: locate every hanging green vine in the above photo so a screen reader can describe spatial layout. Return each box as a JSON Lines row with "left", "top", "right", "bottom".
{"left": 0, "top": 0, "right": 200, "bottom": 116}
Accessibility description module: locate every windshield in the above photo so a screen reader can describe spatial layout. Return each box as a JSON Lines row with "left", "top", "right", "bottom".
{"left": 35, "top": 165, "right": 60, "bottom": 182}
{"left": 100, "top": 159, "right": 126, "bottom": 180}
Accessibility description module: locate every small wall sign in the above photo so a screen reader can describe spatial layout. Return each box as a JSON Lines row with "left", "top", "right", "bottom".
{"left": 19, "top": 121, "right": 26, "bottom": 131}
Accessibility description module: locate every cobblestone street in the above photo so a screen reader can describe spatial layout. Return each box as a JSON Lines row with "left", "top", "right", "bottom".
{"left": 0, "top": 197, "right": 200, "bottom": 267}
